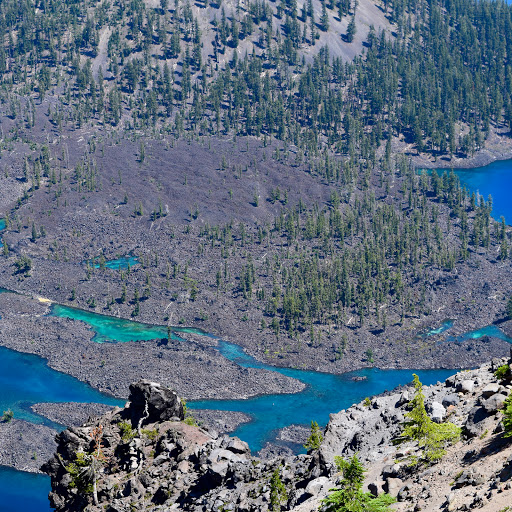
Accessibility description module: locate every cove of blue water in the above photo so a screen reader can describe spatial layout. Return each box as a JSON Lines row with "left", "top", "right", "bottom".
{"left": 0, "top": 467, "right": 52, "bottom": 512}
{"left": 0, "top": 346, "right": 125, "bottom": 512}
{"left": 190, "top": 340, "right": 455, "bottom": 452}
{"left": 0, "top": 346, "right": 123, "bottom": 426}
{"left": 87, "top": 255, "right": 140, "bottom": 270}
{"left": 452, "top": 159, "right": 512, "bottom": 223}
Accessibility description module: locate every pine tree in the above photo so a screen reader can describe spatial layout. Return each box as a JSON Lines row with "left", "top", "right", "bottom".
{"left": 269, "top": 466, "right": 287, "bottom": 512}
{"left": 397, "top": 374, "right": 461, "bottom": 463}
{"left": 320, "top": 0, "right": 329, "bottom": 31}
{"left": 304, "top": 420, "right": 323, "bottom": 452}
{"left": 503, "top": 393, "right": 512, "bottom": 437}
{"left": 346, "top": 15, "right": 356, "bottom": 42}
{"left": 321, "top": 455, "right": 395, "bottom": 511}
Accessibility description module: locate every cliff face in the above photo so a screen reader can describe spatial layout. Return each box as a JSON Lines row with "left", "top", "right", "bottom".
{"left": 44, "top": 355, "right": 512, "bottom": 512}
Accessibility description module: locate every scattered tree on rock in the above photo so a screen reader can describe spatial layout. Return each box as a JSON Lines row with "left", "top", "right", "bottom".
{"left": 304, "top": 420, "right": 323, "bottom": 453}
{"left": 269, "top": 466, "right": 287, "bottom": 512}
{"left": 504, "top": 392, "right": 512, "bottom": 438}
{"left": 321, "top": 454, "right": 395, "bottom": 511}
{"left": 396, "top": 374, "right": 461, "bottom": 463}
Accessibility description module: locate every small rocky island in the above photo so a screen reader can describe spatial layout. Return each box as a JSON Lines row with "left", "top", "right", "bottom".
{"left": 44, "top": 353, "right": 512, "bottom": 511}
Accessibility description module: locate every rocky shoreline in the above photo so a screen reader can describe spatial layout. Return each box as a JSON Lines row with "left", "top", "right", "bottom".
{"left": 43, "top": 355, "right": 512, "bottom": 511}
{"left": 0, "top": 292, "right": 305, "bottom": 401}
{"left": 0, "top": 419, "right": 57, "bottom": 474}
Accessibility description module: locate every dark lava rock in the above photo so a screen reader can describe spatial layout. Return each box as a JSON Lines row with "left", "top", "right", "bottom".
{"left": 442, "top": 394, "right": 459, "bottom": 408}
{"left": 465, "top": 406, "right": 492, "bottom": 438}
{"left": 126, "top": 380, "right": 184, "bottom": 426}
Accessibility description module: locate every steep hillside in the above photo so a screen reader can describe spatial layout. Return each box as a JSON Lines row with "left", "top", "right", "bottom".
{"left": 44, "top": 353, "right": 512, "bottom": 511}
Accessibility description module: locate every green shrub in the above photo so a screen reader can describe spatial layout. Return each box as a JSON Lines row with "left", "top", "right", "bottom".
{"left": 66, "top": 451, "right": 94, "bottom": 493}
{"left": 495, "top": 364, "right": 510, "bottom": 381}
{"left": 118, "top": 421, "right": 136, "bottom": 442}
{"left": 504, "top": 392, "right": 512, "bottom": 438}
{"left": 321, "top": 455, "right": 395, "bottom": 511}
{"left": 304, "top": 420, "right": 323, "bottom": 453}
{"left": 1, "top": 409, "right": 14, "bottom": 423}
{"left": 141, "top": 428, "right": 158, "bottom": 441}
{"left": 396, "top": 374, "right": 461, "bottom": 463}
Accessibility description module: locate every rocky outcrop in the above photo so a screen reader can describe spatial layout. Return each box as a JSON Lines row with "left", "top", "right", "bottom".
{"left": 45, "top": 358, "right": 512, "bottom": 512}
{"left": 43, "top": 380, "right": 326, "bottom": 512}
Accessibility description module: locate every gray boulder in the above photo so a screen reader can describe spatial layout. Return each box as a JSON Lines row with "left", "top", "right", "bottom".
{"left": 429, "top": 401, "right": 446, "bottom": 423}
{"left": 457, "top": 380, "right": 475, "bottom": 394}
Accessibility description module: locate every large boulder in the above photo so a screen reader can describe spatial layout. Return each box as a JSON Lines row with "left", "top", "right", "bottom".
{"left": 127, "top": 380, "right": 185, "bottom": 426}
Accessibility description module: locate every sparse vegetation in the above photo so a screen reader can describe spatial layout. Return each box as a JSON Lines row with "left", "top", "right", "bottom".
{"left": 1, "top": 409, "right": 14, "bottom": 423}
{"left": 504, "top": 392, "right": 512, "bottom": 438}
{"left": 321, "top": 455, "right": 396, "bottom": 511}
{"left": 396, "top": 374, "right": 461, "bottom": 464}
{"left": 304, "top": 420, "right": 323, "bottom": 453}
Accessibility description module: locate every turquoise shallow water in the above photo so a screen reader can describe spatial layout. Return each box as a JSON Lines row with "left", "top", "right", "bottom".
{"left": 0, "top": 218, "right": 5, "bottom": 247}
{"left": 419, "top": 319, "right": 455, "bottom": 337}
{"left": 51, "top": 303, "right": 178, "bottom": 343}
{"left": 87, "top": 255, "right": 140, "bottom": 270}
{"left": 452, "top": 159, "right": 512, "bottom": 223}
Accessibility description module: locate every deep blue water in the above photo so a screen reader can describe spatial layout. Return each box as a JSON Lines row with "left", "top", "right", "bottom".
{"left": 189, "top": 341, "right": 455, "bottom": 452}
{"left": 452, "top": 159, "right": 512, "bottom": 223}
{"left": 0, "top": 467, "right": 52, "bottom": 512}
{"left": 0, "top": 346, "right": 124, "bottom": 512}
{"left": 0, "top": 346, "right": 123, "bottom": 425}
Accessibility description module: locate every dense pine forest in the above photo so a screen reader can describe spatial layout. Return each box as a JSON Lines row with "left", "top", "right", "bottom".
{"left": 0, "top": 0, "right": 511, "bottom": 370}
{"left": 0, "top": 0, "right": 511, "bottom": 156}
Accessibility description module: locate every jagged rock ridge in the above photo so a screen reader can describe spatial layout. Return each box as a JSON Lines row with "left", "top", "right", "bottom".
{"left": 44, "top": 355, "right": 512, "bottom": 511}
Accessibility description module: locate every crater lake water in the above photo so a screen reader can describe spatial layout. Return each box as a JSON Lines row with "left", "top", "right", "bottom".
{"left": 0, "top": 346, "right": 123, "bottom": 425}
{"left": 0, "top": 346, "right": 124, "bottom": 511}
{"left": 1, "top": 466, "right": 52, "bottom": 512}
{"left": 1, "top": 306, "right": 510, "bottom": 510}
{"left": 452, "top": 159, "right": 512, "bottom": 222}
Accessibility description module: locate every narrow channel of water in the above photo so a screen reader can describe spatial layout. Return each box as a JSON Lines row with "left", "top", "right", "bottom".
{"left": 191, "top": 341, "right": 455, "bottom": 452}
